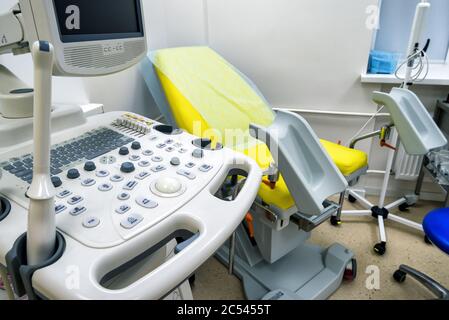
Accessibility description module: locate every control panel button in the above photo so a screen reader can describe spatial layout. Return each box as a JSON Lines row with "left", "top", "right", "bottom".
{"left": 165, "top": 139, "right": 174, "bottom": 145}
{"left": 67, "top": 169, "right": 80, "bottom": 180}
{"left": 118, "top": 192, "right": 131, "bottom": 201}
{"left": 199, "top": 164, "right": 213, "bottom": 172}
{"left": 119, "top": 147, "right": 130, "bottom": 156}
{"left": 135, "top": 171, "right": 151, "bottom": 180}
{"left": 68, "top": 196, "right": 83, "bottom": 205}
{"left": 177, "top": 169, "right": 196, "bottom": 180}
{"left": 151, "top": 156, "right": 163, "bottom": 163}
{"left": 179, "top": 148, "right": 188, "bottom": 154}
{"left": 131, "top": 141, "right": 142, "bottom": 150}
{"left": 57, "top": 190, "right": 72, "bottom": 199}
{"left": 98, "top": 183, "right": 113, "bottom": 192}
{"left": 123, "top": 180, "right": 138, "bottom": 190}
{"left": 51, "top": 176, "right": 63, "bottom": 188}
{"left": 155, "top": 177, "right": 182, "bottom": 195}
{"left": 81, "top": 178, "right": 96, "bottom": 187}
{"left": 100, "top": 155, "right": 116, "bottom": 165}
{"left": 120, "top": 214, "right": 144, "bottom": 230}
{"left": 138, "top": 160, "right": 151, "bottom": 167}
{"left": 120, "top": 162, "right": 136, "bottom": 173}
{"left": 136, "top": 196, "right": 158, "bottom": 209}
{"left": 55, "top": 204, "right": 67, "bottom": 215}
{"left": 115, "top": 204, "right": 131, "bottom": 215}
{"left": 83, "top": 217, "right": 100, "bottom": 229}
{"left": 129, "top": 155, "right": 141, "bottom": 162}
{"left": 143, "top": 150, "right": 154, "bottom": 156}
{"left": 186, "top": 162, "right": 196, "bottom": 169}
{"left": 84, "top": 161, "right": 96, "bottom": 172}
{"left": 70, "top": 206, "right": 87, "bottom": 216}
{"left": 151, "top": 165, "right": 166, "bottom": 173}
{"left": 170, "top": 157, "right": 181, "bottom": 166}
{"left": 96, "top": 170, "right": 110, "bottom": 178}
{"left": 157, "top": 143, "right": 167, "bottom": 149}
{"left": 192, "top": 149, "right": 204, "bottom": 159}
{"left": 110, "top": 174, "right": 124, "bottom": 182}
{"left": 165, "top": 147, "right": 175, "bottom": 153}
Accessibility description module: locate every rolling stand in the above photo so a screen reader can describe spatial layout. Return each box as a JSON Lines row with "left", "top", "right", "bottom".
{"left": 333, "top": 1, "right": 447, "bottom": 256}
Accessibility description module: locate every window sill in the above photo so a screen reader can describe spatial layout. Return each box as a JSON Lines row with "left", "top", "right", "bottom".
{"left": 361, "top": 63, "right": 449, "bottom": 86}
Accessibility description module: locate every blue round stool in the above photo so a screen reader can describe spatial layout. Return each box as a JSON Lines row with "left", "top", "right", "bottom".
{"left": 393, "top": 208, "right": 449, "bottom": 300}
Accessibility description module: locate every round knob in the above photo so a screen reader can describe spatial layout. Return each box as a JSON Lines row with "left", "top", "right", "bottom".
{"left": 120, "top": 162, "right": 135, "bottom": 173}
{"left": 51, "top": 176, "right": 62, "bottom": 188}
{"left": 192, "top": 149, "right": 204, "bottom": 159}
{"left": 119, "top": 147, "right": 129, "bottom": 156}
{"left": 67, "top": 169, "right": 80, "bottom": 180}
{"left": 155, "top": 177, "right": 182, "bottom": 194}
{"left": 84, "top": 161, "right": 96, "bottom": 172}
{"left": 131, "top": 141, "right": 141, "bottom": 150}
{"left": 170, "top": 157, "right": 181, "bottom": 166}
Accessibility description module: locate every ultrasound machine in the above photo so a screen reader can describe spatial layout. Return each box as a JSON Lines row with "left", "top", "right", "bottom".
{"left": 0, "top": 0, "right": 262, "bottom": 299}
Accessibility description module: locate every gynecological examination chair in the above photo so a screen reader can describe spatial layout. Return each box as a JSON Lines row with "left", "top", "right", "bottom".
{"left": 141, "top": 47, "right": 367, "bottom": 300}
{"left": 142, "top": 46, "right": 448, "bottom": 299}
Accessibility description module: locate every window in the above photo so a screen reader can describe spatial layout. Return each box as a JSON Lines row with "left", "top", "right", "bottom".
{"left": 374, "top": 0, "right": 449, "bottom": 63}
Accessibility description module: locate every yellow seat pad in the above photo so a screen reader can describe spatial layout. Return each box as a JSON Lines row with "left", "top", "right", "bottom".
{"left": 149, "top": 47, "right": 368, "bottom": 210}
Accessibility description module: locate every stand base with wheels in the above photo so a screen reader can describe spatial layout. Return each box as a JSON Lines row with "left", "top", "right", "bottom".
{"left": 216, "top": 225, "right": 355, "bottom": 300}
{"left": 393, "top": 265, "right": 449, "bottom": 300}
{"left": 334, "top": 188, "right": 423, "bottom": 256}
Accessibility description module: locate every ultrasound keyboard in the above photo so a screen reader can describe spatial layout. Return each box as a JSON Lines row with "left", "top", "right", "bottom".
{"left": 0, "top": 128, "right": 135, "bottom": 184}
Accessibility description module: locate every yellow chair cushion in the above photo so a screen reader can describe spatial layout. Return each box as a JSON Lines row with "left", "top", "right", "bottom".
{"left": 151, "top": 47, "right": 368, "bottom": 210}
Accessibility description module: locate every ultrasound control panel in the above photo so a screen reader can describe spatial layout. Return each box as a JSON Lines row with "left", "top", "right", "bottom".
{"left": 0, "top": 113, "right": 226, "bottom": 249}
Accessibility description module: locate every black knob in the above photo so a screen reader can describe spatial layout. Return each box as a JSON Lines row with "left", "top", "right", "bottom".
{"left": 84, "top": 161, "right": 96, "bottom": 172}
{"left": 119, "top": 147, "right": 129, "bottom": 156}
{"left": 51, "top": 176, "right": 63, "bottom": 188}
{"left": 131, "top": 141, "right": 141, "bottom": 150}
{"left": 67, "top": 169, "right": 80, "bottom": 179}
{"left": 120, "top": 162, "right": 135, "bottom": 173}
{"left": 170, "top": 157, "right": 181, "bottom": 166}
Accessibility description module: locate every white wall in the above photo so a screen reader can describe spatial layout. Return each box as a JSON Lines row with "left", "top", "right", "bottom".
{"left": 207, "top": 0, "right": 380, "bottom": 112}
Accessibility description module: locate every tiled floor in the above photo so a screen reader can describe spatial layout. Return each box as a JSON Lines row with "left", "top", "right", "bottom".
{"left": 192, "top": 197, "right": 449, "bottom": 300}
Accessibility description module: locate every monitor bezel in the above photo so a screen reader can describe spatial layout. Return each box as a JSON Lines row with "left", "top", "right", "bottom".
{"left": 52, "top": 0, "right": 145, "bottom": 43}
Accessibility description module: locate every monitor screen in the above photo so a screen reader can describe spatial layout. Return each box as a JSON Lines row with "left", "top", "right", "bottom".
{"left": 53, "top": 0, "right": 144, "bottom": 42}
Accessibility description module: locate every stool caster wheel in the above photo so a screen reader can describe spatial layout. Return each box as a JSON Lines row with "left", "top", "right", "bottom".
{"left": 398, "top": 203, "right": 410, "bottom": 212}
{"left": 343, "top": 258, "right": 357, "bottom": 281}
{"left": 330, "top": 216, "right": 342, "bottom": 227}
{"left": 374, "top": 242, "right": 386, "bottom": 256}
{"left": 424, "top": 235, "right": 432, "bottom": 245}
{"left": 348, "top": 194, "right": 357, "bottom": 203}
{"left": 393, "top": 270, "right": 407, "bottom": 283}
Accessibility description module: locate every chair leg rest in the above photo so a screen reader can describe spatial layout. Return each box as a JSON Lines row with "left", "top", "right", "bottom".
{"left": 397, "top": 265, "right": 449, "bottom": 300}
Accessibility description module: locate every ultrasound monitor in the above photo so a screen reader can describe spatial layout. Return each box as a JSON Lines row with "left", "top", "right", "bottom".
{"left": 19, "top": 0, "right": 147, "bottom": 76}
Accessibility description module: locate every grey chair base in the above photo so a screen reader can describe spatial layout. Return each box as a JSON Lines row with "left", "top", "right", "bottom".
{"left": 394, "top": 264, "right": 449, "bottom": 300}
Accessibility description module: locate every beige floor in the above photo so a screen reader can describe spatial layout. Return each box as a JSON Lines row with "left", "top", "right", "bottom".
{"left": 192, "top": 197, "right": 449, "bottom": 300}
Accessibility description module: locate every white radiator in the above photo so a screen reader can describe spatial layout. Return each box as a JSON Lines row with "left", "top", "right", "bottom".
{"left": 394, "top": 143, "right": 423, "bottom": 181}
